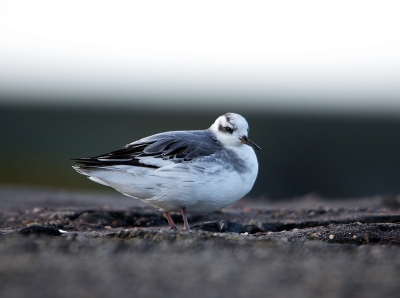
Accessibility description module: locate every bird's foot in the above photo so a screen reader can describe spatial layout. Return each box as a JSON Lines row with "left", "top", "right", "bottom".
{"left": 181, "top": 206, "right": 191, "bottom": 231}
{"left": 164, "top": 212, "right": 178, "bottom": 230}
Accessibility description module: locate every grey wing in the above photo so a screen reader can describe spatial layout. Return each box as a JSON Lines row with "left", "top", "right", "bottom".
{"left": 72, "top": 130, "right": 221, "bottom": 168}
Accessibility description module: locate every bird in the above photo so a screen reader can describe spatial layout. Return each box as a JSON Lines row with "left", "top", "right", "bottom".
{"left": 72, "top": 113, "right": 261, "bottom": 231}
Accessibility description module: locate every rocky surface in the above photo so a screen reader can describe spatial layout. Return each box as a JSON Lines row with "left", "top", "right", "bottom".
{"left": 1, "top": 186, "right": 400, "bottom": 298}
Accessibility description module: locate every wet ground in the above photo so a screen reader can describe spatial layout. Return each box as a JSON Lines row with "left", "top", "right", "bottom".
{"left": 1, "top": 185, "right": 400, "bottom": 298}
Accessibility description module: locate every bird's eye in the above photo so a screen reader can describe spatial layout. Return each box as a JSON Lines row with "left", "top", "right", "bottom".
{"left": 225, "top": 126, "right": 233, "bottom": 133}
{"left": 218, "top": 124, "right": 234, "bottom": 134}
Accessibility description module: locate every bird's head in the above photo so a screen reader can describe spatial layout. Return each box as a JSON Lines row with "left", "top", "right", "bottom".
{"left": 209, "top": 113, "right": 261, "bottom": 152}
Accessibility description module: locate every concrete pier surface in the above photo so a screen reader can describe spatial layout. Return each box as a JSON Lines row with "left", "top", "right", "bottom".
{"left": 1, "top": 185, "right": 400, "bottom": 298}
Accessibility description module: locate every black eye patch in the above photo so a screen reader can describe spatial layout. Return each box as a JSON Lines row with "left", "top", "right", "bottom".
{"left": 218, "top": 124, "right": 234, "bottom": 134}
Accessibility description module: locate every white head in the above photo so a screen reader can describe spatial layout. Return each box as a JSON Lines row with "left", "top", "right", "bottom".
{"left": 209, "top": 113, "right": 261, "bottom": 151}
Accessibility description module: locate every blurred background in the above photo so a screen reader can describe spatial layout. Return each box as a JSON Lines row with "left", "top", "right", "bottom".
{"left": 1, "top": 0, "right": 399, "bottom": 200}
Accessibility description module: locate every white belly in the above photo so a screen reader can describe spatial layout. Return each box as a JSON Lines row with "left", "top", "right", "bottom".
{"left": 130, "top": 147, "right": 258, "bottom": 213}
{"left": 145, "top": 164, "right": 258, "bottom": 213}
{"left": 78, "top": 146, "right": 259, "bottom": 214}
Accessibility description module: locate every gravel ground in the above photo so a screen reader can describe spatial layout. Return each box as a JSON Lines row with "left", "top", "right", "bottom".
{"left": 1, "top": 185, "right": 400, "bottom": 298}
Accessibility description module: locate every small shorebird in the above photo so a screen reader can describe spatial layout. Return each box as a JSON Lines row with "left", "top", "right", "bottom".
{"left": 72, "top": 113, "right": 261, "bottom": 231}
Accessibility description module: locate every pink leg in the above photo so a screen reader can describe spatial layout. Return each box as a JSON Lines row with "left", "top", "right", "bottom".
{"left": 164, "top": 212, "right": 177, "bottom": 230}
{"left": 181, "top": 206, "right": 190, "bottom": 231}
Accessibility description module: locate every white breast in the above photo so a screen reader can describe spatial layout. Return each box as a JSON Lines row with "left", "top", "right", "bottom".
{"left": 139, "top": 144, "right": 258, "bottom": 214}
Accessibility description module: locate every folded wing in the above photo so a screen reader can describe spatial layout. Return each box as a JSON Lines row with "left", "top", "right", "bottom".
{"left": 72, "top": 130, "right": 221, "bottom": 169}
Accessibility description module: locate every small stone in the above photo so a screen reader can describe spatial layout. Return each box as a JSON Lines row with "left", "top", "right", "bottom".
{"left": 20, "top": 225, "right": 62, "bottom": 236}
{"left": 244, "top": 225, "right": 262, "bottom": 234}
{"left": 257, "top": 223, "right": 277, "bottom": 232}
{"left": 219, "top": 220, "right": 231, "bottom": 232}
{"left": 329, "top": 234, "right": 334, "bottom": 240}
{"left": 220, "top": 220, "right": 246, "bottom": 233}
{"left": 192, "top": 221, "right": 221, "bottom": 232}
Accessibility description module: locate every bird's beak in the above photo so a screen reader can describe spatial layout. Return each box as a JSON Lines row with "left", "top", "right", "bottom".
{"left": 240, "top": 135, "right": 261, "bottom": 151}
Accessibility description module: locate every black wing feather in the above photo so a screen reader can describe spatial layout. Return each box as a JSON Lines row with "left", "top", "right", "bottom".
{"left": 73, "top": 130, "right": 221, "bottom": 169}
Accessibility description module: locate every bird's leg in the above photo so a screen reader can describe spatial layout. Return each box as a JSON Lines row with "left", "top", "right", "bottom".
{"left": 181, "top": 206, "right": 190, "bottom": 231}
{"left": 164, "top": 212, "right": 177, "bottom": 230}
